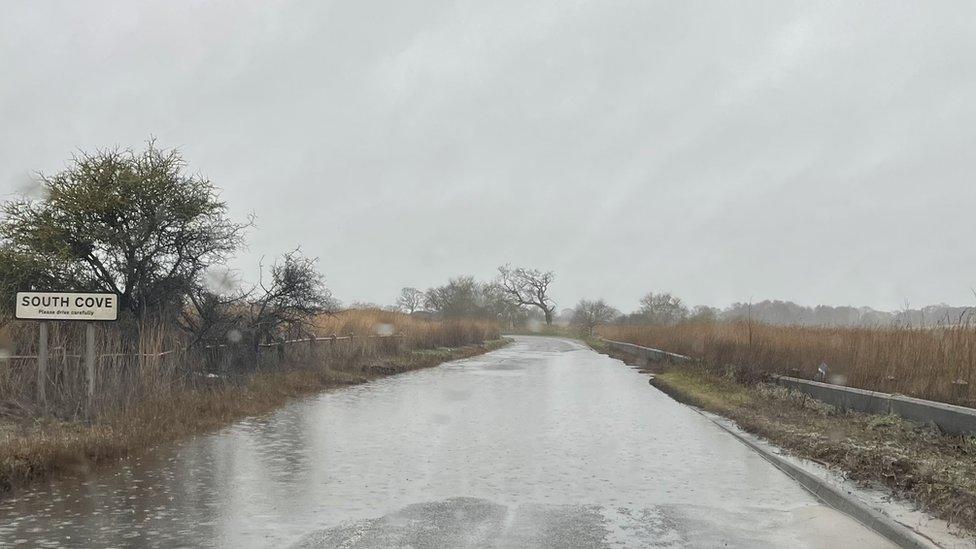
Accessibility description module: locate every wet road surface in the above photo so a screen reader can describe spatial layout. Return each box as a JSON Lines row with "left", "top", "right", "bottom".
{"left": 0, "top": 336, "right": 893, "bottom": 548}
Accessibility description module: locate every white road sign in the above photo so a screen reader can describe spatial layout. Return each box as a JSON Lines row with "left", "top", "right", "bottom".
{"left": 15, "top": 292, "right": 119, "bottom": 321}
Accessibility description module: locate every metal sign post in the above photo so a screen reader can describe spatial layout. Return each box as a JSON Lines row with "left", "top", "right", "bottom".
{"left": 15, "top": 291, "right": 119, "bottom": 414}
{"left": 38, "top": 321, "right": 48, "bottom": 411}
{"left": 86, "top": 322, "right": 96, "bottom": 399}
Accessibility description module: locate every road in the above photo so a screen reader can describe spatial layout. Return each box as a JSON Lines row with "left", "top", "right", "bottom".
{"left": 0, "top": 336, "right": 893, "bottom": 548}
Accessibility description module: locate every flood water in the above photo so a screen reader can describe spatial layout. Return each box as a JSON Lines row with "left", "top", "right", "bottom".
{"left": 0, "top": 336, "right": 891, "bottom": 548}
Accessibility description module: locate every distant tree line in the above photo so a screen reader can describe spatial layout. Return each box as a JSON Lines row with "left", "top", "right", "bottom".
{"left": 566, "top": 292, "right": 975, "bottom": 334}
{"left": 392, "top": 265, "right": 557, "bottom": 327}
{"left": 720, "top": 300, "right": 974, "bottom": 328}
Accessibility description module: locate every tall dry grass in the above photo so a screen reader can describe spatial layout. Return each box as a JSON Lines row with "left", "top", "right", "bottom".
{"left": 0, "top": 321, "right": 186, "bottom": 421}
{"left": 599, "top": 321, "right": 976, "bottom": 407}
{"left": 313, "top": 308, "right": 499, "bottom": 352}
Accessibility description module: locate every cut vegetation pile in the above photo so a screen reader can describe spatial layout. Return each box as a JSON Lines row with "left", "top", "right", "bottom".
{"left": 600, "top": 321, "right": 976, "bottom": 406}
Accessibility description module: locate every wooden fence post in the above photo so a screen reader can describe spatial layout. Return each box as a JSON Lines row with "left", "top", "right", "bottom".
{"left": 38, "top": 321, "right": 48, "bottom": 411}
{"left": 86, "top": 322, "right": 96, "bottom": 400}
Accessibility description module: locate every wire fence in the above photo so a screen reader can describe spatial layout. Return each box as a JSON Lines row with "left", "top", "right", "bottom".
{"left": 0, "top": 333, "right": 405, "bottom": 361}
{"left": 1, "top": 313, "right": 499, "bottom": 420}
{"left": 0, "top": 332, "right": 411, "bottom": 419}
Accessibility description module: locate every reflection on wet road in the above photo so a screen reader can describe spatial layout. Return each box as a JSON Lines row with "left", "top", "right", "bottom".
{"left": 0, "top": 336, "right": 892, "bottom": 547}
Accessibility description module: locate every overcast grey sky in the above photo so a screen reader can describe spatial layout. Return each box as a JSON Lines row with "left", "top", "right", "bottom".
{"left": 2, "top": 1, "right": 975, "bottom": 312}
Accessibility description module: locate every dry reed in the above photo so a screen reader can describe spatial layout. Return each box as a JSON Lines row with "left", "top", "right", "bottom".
{"left": 599, "top": 321, "right": 976, "bottom": 406}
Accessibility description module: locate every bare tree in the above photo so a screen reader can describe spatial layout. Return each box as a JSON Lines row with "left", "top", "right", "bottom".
{"left": 689, "top": 305, "right": 719, "bottom": 323}
{"left": 637, "top": 292, "right": 688, "bottom": 325}
{"left": 481, "top": 282, "right": 528, "bottom": 327}
{"left": 396, "top": 287, "right": 425, "bottom": 314}
{"left": 424, "top": 276, "right": 482, "bottom": 319}
{"left": 571, "top": 299, "right": 619, "bottom": 335}
{"left": 497, "top": 264, "right": 557, "bottom": 326}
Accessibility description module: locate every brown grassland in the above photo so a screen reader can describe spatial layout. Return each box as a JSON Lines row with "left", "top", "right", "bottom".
{"left": 599, "top": 321, "right": 976, "bottom": 406}
{"left": 0, "top": 309, "right": 503, "bottom": 495}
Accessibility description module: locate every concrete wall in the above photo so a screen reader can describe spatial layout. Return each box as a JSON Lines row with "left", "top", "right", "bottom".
{"left": 773, "top": 376, "right": 976, "bottom": 436}
{"left": 602, "top": 338, "right": 976, "bottom": 435}
{"left": 601, "top": 339, "right": 692, "bottom": 364}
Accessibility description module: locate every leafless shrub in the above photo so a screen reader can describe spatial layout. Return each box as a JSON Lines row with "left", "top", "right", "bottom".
{"left": 396, "top": 287, "right": 425, "bottom": 314}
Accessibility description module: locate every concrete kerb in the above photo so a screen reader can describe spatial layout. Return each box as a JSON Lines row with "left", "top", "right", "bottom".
{"left": 696, "top": 410, "right": 938, "bottom": 549}
{"left": 772, "top": 376, "right": 976, "bottom": 436}
{"left": 600, "top": 339, "right": 693, "bottom": 364}
{"left": 602, "top": 338, "right": 976, "bottom": 436}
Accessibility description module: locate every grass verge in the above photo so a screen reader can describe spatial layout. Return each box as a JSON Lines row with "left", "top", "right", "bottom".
{"left": 0, "top": 338, "right": 509, "bottom": 496}
{"left": 646, "top": 365, "right": 976, "bottom": 536}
